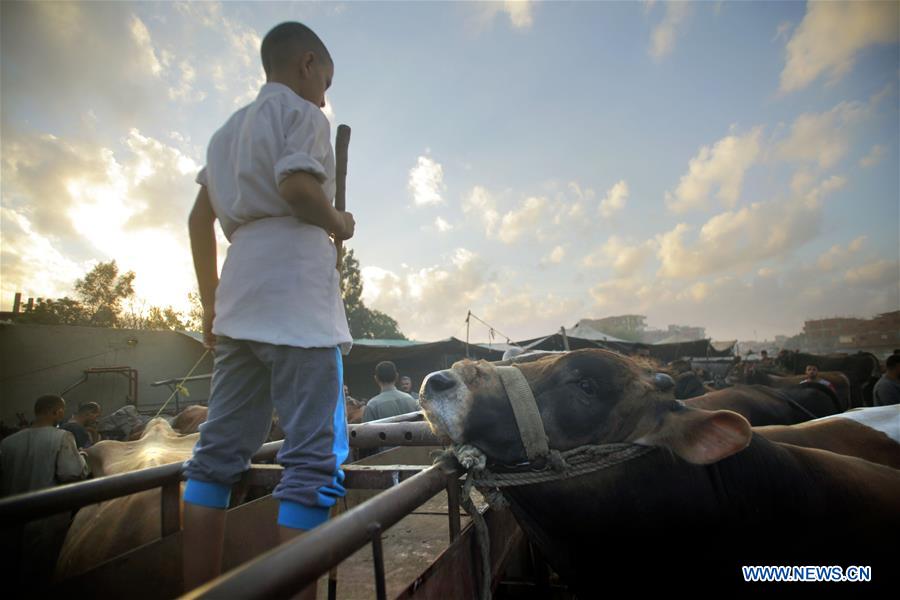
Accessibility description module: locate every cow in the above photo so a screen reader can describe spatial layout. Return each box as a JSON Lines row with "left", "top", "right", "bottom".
{"left": 777, "top": 350, "right": 881, "bottom": 407}
{"left": 419, "top": 349, "right": 900, "bottom": 592}
{"left": 734, "top": 368, "right": 852, "bottom": 412}
{"left": 54, "top": 418, "right": 198, "bottom": 579}
{"left": 683, "top": 382, "right": 843, "bottom": 426}
{"left": 169, "top": 405, "right": 208, "bottom": 434}
{"left": 345, "top": 396, "right": 366, "bottom": 424}
{"left": 755, "top": 405, "right": 900, "bottom": 469}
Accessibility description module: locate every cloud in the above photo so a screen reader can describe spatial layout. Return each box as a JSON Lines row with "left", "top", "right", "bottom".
{"left": 656, "top": 173, "right": 846, "bottom": 279}
{"left": 599, "top": 180, "right": 629, "bottom": 218}
{"left": 1, "top": 128, "right": 116, "bottom": 240}
{"left": 844, "top": 260, "right": 900, "bottom": 286}
{"left": 122, "top": 129, "right": 202, "bottom": 229}
{"left": 0, "top": 2, "right": 176, "bottom": 129}
{"left": 175, "top": 1, "right": 261, "bottom": 66}
{"left": 780, "top": 1, "right": 900, "bottom": 93}
{"left": 0, "top": 127, "right": 212, "bottom": 313}
{"left": 499, "top": 196, "right": 549, "bottom": 244}
{"left": 129, "top": 15, "right": 163, "bottom": 76}
{"left": 434, "top": 216, "right": 453, "bottom": 233}
{"left": 665, "top": 127, "right": 762, "bottom": 213}
{"left": 173, "top": 1, "right": 265, "bottom": 106}
{"left": 361, "top": 248, "right": 491, "bottom": 339}
{"left": 361, "top": 248, "right": 582, "bottom": 341}
{"left": 168, "top": 59, "right": 206, "bottom": 103}
{"left": 473, "top": 1, "right": 535, "bottom": 31}
{"left": 583, "top": 237, "right": 657, "bottom": 277}
{"left": 586, "top": 251, "right": 900, "bottom": 341}
{"left": 462, "top": 187, "right": 553, "bottom": 245}
{"left": 462, "top": 186, "right": 501, "bottom": 237}
{"left": 408, "top": 155, "right": 445, "bottom": 206}
{"left": 648, "top": 1, "right": 691, "bottom": 60}
{"left": 541, "top": 245, "right": 566, "bottom": 266}
{"left": 859, "top": 144, "right": 887, "bottom": 168}
{"left": 772, "top": 20, "right": 792, "bottom": 43}
{"left": 0, "top": 208, "right": 91, "bottom": 305}
{"left": 817, "top": 236, "right": 866, "bottom": 271}
{"left": 777, "top": 101, "right": 868, "bottom": 168}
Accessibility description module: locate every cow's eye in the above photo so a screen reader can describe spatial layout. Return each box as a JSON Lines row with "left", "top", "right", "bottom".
{"left": 578, "top": 379, "right": 595, "bottom": 395}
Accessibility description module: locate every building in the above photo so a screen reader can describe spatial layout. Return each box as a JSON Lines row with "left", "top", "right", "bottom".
{"left": 643, "top": 324, "right": 707, "bottom": 344}
{"left": 0, "top": 323, "right": 213, "bottom": 428}
{"left": 578, "top": 315, "right": 647, "bottom": 341}
{"left": 803, "top": 311, "right": 900, "bottom": 356}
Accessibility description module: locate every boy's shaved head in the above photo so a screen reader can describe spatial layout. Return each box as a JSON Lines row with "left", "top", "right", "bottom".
{"left": 261, "top": 22, "right": 331, "bottom": 78}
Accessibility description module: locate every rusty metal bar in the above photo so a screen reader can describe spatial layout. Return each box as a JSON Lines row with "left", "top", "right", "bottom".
{"left": 348, "top": 421, "right": 440, "bottom": 448}
{"left": 184, "top": 463, "right": 462, "bottom": 599}
{"left": 150, "top": 373, "right": 213, "bottom": 387}
{"left": 252, "top": 421, "right": 440, "bottom": 461}
{"left": 447, "top": 478, "right": 461, "bottom": 542}
{"left": 368, "top": 410, "right": 424, "bottom": 423}
{"left": 369, "top": 522, "right": 387, "bottom": 600}
{"left": 160, "top": 479, "right": 182, "bottom": 537}
{"left": 0, "top": 461, "right": 184, "bottom": 525}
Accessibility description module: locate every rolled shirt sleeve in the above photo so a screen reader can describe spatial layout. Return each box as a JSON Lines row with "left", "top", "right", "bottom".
{"left": 274, "top": 104, "right": 331, "bottom": 186}
{"left": 56, "top": 431, "right": 89, "bottom": 483}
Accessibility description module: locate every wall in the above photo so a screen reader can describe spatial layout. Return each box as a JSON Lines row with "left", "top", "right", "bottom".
{"left": 0, "top": 324, "right": 213, "bottom": 426}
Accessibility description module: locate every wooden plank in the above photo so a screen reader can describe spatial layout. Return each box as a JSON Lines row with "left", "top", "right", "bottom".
{"left": 395, "top": 508, "right": 525, "bottom": 599}
{"left": 243, "top": 464, "right": 429, "bottom": 491}
{"left": 160, "top": 480, "right": 181, "bottom": 537}
{"left": 50, "top": 496, "right": 279, "bottom": 598}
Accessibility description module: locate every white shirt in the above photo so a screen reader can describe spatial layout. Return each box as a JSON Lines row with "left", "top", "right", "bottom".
{"left": 198, "top": 82, "right": 352, "bottom": 352}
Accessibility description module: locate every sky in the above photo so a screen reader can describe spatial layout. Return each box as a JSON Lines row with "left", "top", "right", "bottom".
{"left": 1, "top": 1, "right": 898, "bottom": 343}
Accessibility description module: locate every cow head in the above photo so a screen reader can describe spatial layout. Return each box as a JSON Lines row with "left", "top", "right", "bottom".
{"left": 420, "top": 349, "right": 751, "bottom": 466}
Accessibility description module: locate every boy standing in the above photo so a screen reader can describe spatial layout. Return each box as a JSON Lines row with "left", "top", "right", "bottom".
{"left": 184, "top": 22, "right": 355, "bottom": 592}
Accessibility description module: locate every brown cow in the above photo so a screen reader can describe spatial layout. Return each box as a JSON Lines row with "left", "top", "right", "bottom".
{"left": 684, "top": 383, "right": 842, "bottom": 425}
{"left": 345, "top": 396, "right": 366, "bottom": 424}
{"left": 170, "top": 405, "right": 208, "bottom": 434}
{"left": 737, "top": 368, "right": 852, "bottom": 411}
{"left": 419, "top": 349, "right": 900, "bottom": 592}
{"left": 55, "top": 419, "right": 197, "bottom": 579}
{"left": 776, "top": 350, "right": 880, "bottom": 407}
{"left": 755, "top": 405, "right": 900, "bottom": 468}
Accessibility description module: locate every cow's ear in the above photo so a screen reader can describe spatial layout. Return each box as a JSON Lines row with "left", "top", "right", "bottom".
{"left": 636, "top": 408, "right": 751, "bottom": 465}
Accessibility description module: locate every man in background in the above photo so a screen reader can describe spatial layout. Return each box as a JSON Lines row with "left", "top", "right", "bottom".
{"left": 363, "top": 362, "right": 418, "bottom": 422}
{"left": 873, "top": 354, "right": 900, "bottom": 406}
{"left": 61, "top": 402, "right": 102, "bottom": 449}
{"left": 1, "top": 394, "right": 89, "bottom": 585}
{"left": 398, "top": 375, "right": 419, "bottom": 402}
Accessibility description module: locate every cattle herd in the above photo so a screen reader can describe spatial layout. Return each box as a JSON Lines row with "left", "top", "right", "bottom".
{"left": 419, "top": 348, "right": 899, "bottom": 592}
{"left": 10, "top": 347, "right": 898, "bottom": 593}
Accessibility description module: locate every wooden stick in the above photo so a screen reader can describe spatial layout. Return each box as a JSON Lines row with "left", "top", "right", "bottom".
{"left": 335, "top": 124, "right": 351, "bottom": 270}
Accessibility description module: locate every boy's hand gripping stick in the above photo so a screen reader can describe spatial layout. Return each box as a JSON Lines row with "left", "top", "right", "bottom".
{"left": 335, "top": 124, "right": 351, "bottom": 270}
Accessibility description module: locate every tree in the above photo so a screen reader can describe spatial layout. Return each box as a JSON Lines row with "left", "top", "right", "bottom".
{"left": 18, "top": 297, "right": 88, "bottom": 325}
{"left": 143, "top": 306, "right": 190, "bottom": 331}
{"left": 185, "top": 291, "right": 204, "bottom": 332}
{"left": 340, "top": 249, "right": 405, "bottom": 339}
{"left": 74, "top": 261, "right": 135, "bottom": 327}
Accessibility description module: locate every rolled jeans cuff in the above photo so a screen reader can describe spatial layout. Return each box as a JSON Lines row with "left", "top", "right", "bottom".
{"left": 184, "top": 478, "right": 232, "bottom": 509}
{"left": 278, "top": 500, "right": 330, "bottom": 530}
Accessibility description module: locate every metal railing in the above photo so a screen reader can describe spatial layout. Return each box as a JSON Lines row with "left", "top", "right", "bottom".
{"left": 185, "top": 462, "right": 463, "bottom": 599}
{"left": 0, "top": 413, "right": 462, "bottom": 600}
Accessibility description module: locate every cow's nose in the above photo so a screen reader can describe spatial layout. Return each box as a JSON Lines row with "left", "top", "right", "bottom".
{"left": 426, "top": 371, "right": 457, "bottom": 393}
